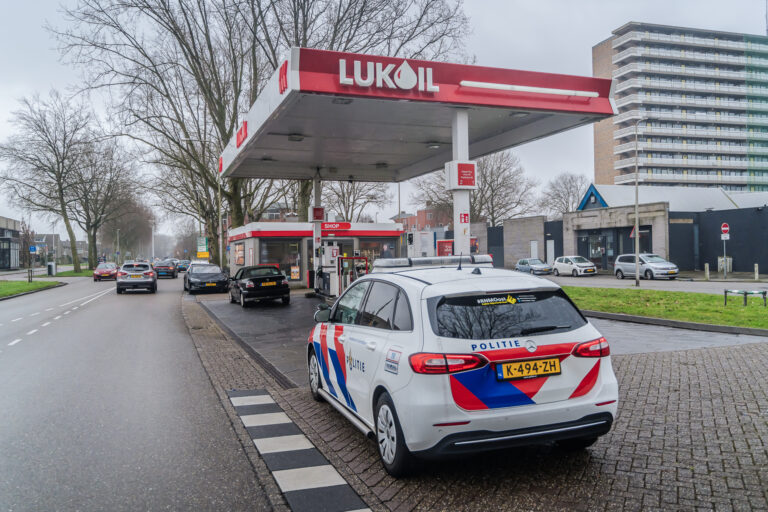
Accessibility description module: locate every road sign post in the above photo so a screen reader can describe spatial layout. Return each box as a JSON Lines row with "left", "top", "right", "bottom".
{"left": 721, "top": 223, "right": 730, "bottom": 279}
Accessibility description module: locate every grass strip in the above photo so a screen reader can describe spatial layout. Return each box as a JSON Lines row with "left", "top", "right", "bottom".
{"left": 0, "top": 280, "right": 61, "bottom": 298}
{"left": 562, "top": 286, "right": 768, "bottom": 330}
{"left": 38, "top": 270, "right": 95, "bottom": 278}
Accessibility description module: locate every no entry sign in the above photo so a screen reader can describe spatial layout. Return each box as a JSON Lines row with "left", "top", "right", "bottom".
{"left": 721, "top": 223, "right": 730, "bottom": 234}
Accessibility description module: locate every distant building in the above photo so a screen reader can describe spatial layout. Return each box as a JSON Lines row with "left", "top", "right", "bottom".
{"left": 259, "top": 203, "right": 298, "bottom": 222}
{"left": 37, "top": 234, "right": 63, "bottom": 260}
{"left": 594, "top": 22, "right": 768, "bottom": 191}
{"left": 0, "top": 216, "right": 21, "bottom": 270}
{"left": 61, "top": 240, "right": 89, "bottom": 261}
{"left": 392, "top": 206, "right": 452, "bottom": 231}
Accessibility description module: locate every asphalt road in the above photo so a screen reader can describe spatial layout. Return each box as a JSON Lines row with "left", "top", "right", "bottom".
{"left": 546, "top": 273, "right": 768, "bottom": 294}
{"left": 0, "top": 276, "right": 268, "bottom": 510}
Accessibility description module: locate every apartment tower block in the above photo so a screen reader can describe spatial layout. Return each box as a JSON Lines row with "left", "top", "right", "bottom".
{"left": 593, "top": 22, "right": 768, "bottom": 191}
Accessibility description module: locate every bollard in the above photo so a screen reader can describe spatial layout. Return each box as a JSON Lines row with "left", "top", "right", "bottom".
{"left": 704, "top": 263, "right": 710, "bottom": 281}
{"left": 756, "top": 263, "right": 760, "bottom": 281}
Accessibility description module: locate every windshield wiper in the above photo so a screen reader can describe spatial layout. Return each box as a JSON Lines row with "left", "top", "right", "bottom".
{"left": 520, "top": 324, "right": 571, "bottom": 335}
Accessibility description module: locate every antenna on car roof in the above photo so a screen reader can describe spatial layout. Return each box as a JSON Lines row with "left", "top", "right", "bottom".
{"left": 471, "top": 267, "right": 481, "bottom": 274}
{"left": 457, "top": 253, "right": 463, "bottom": 270}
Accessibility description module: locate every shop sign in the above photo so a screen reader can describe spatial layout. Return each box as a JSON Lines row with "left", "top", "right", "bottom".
{"left": 236, "top": 121, "right": 248, "bottom": 148}
{"left": 322, "top": 222, "right": 351, "bottom": 230}
{"left": 339, "top": 59, "right": 439, "bottom": 92}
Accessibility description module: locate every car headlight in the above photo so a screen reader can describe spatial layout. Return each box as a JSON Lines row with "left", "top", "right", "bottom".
{"left": 189, "top": 277, "right": 200, "bottom": 283}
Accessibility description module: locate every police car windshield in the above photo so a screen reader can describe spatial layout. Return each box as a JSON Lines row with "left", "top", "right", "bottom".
{"left": 429, "top": 290, "right": 586, "bottom": 340}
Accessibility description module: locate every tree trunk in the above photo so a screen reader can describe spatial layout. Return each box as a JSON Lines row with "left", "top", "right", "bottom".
{"left": 229, "top": 179, "right": 245, "bottom": 228}
{"left": 62, "top": 215, "right": 81, "bottom": 273}
{"left": 88, "top": 228, "right": 98, "bottom": 269}
{"left": 206, "top": 219, "right": 221, "bottom": 268}
{"left": 297, "top": 180, "right": 314, "bottom": 222}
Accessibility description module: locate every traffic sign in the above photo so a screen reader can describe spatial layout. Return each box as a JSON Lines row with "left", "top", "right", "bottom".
{"left": 721, "top": 233, "right": 730, "bottom": 241}
{"left": 721, "top": 223, "right": 730, "bottom": 234}
{"left": 29, "top": 245, "right": 36, "bottom": 254}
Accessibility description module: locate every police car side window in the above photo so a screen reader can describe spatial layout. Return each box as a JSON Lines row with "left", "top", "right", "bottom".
{"left": 393, "top": 291, "right": 413, "bottom": 331}
{"left": 357, "top": 282, "right": 398, "bottom": 329}
{"left": 332, "top": 281, "right": 370, "bottom": 325}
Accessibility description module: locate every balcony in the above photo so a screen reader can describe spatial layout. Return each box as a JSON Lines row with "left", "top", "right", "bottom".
{"left": 613, "top": 46, "right": 768, "bottom": 68}
{"left": 613, "top": 125, "right": 768, "bottom": 141}
{"left": 615, "top": 94, "right": 768, "bottom": 112}
{"left": 613, "top": 62, "right": 766, "bottom": 81}
{"left": 613, "top": 141, "right": 768, "bottom": 156}
{"left": 613, "top": 171, "right": 768, "bottom": 186}
{"left": 613, "top": 109, "right": 768, "bottom": 127}
{"left": 615, "top": 78, "right": 768, "bottom": 98}
{"left": 614, "top": 156, "right": 768, "bottom": 171}
{"left": 612, "top": 30, "right": 768, "bottom": 54}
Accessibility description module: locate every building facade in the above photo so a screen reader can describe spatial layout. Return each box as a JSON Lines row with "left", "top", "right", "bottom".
{"left": 594, "top": 22, "right": 768, "bottom": 191}
{"left": 0, "top": 216, "right": 21, "bottom": 270}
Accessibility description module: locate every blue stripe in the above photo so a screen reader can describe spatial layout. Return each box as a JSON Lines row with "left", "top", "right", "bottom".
{"left": 452, "top": 366, "right": 535, "bottom": 408}
{"left": 313, "top": 341, "right": 337, "bottom": 398}
{"left": 329, "top": 349, "right": 356, "bottom": 412}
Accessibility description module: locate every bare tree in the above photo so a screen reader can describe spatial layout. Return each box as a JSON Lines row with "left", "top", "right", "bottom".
{"left": 411, "top": 152, "right": 538, "bottom": 227}
{"left": 322, "top": 181, "right": 391, "bottom": 222}
{"left": 538, "top": 172, "right": 591, "bottom": 218}
{"left": 101, "top": 196, "right": 156, "bottom": 261}
{"left": 68, "top": 137, "right": 135, "bottom": 269}
{"left": 0, "top": 90, "right": 91, "bottom": 272}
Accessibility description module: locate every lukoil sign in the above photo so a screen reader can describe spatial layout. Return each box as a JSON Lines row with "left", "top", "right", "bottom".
{"left": 339, "top": 59, "right": 439, "bottom": 92}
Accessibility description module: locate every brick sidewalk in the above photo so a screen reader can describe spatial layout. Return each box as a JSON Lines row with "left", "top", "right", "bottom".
{"left": 184, "top": 298, "right": 768, "bottom": 511}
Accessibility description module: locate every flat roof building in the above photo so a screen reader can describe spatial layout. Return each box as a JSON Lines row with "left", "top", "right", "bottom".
{"left": 594, "top": 21, "right": 768, "bottom": 191}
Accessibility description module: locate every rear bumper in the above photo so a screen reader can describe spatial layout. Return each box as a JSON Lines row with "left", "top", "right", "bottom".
{"left": 413, "top": 412, "right": 613, "bottom": 459}
{"left": 242, "top": 285, "right": 290, "bottom": 301}
{"left": 117, "top": 280, "right": 154, "bottom": 290}
{"left": 156, "top": 271, "right": 176, "bottom": 278}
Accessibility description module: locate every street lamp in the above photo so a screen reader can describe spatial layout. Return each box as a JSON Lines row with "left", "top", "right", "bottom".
{"left": 633, "top": 116, "right": 645, "bottom": 287}
{"left": 116, "top": 228, "right": 120, "bottom": 265}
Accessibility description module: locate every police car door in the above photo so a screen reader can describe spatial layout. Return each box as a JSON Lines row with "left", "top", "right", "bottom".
{"left": 323, "top": 280, "right": 370, "bottom": 413}
{"left": 348, "top": 281, "right": 400, "bottom": 423}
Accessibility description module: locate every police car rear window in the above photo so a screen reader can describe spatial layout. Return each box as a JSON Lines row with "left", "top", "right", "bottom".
{"left": 428, "top": 290, "right": 586, "bottom": 340}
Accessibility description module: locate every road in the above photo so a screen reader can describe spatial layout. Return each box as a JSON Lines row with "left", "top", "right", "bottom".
{"left": 546, "top": 272, "right": 768, "bottom": 294}
{"left": 0, "top": 277, "right": 268, "bottom": 510}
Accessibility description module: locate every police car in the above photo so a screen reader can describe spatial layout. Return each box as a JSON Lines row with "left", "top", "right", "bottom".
{"left": 307, "top": 255, "right": 618, "bottom": 476}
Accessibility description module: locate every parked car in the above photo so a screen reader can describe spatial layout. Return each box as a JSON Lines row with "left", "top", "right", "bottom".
{"left": 229, "top": 265, "right": 290, "bottom": 307}
{"left": 553, "top": 256, "right": 597, "bottom": 277}
{"left": 177, "top": 260, "right": 190, "bottom": 272}
{"left": 116, "top": 262, "right": 157, "bottom": 294}
{"left": 307, "top": 260, "right": 618, "bottom": 477}
{"left": 154, "top": 259, "right": 178, "bottom": 279}
{"left": 515, "top": 258, "right": 553, "bottom": 275}
{"left": 93, "top": 262, "right": 118, "bottom": 281}
{"left": 184, "top": 263, "right": 229, "bottom": 293}
{"left": 614, "top": 253, "right": 679, "bottom": 280}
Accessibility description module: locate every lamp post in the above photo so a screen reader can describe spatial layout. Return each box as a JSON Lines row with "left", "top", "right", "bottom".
{"left": 633, "top": 117, "right": 644, "bottom": 287}
{"left": 116, "top": 228, "right": 120, "bottom": 265}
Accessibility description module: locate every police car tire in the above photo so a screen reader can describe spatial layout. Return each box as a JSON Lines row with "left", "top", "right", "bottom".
{"left": 308, "top": 350, "right": 323, "bottom": 402}
{"left": 375, "top": 392, "right": 414, "bottom": 477}
{"left": 556, "top": 436, "right": 598, "bottom": 451}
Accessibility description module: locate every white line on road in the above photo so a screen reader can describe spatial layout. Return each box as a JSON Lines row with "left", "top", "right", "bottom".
{"left": 45, "top": 308, "right": 53, "bottom": 311}
{"left": 26, "top": 329, "right": 37, "bottom": 335}
{"left": 41, "top": 322, "right": 50, "bottom": 327}
{"left": 59, "top": 289, "right": 108, "bottom": 307}
{"left": 11, "top": 318, "right": 22, "bottom": 322}
{"left": 8, "top": 339, "right": 21, "bottom": 346}
{"left": 72, "top": 306, "right": 79, "bottom": 310}
{"left": 63, "top": 311, "right": 70, "bottom": 315}
{"left": 54, "top": 316, "right": 61, "bottom": 320}
{"left": 79, "top": 288, "right": 113, "bottom": 306}
{"left": 29, "top": 312, "right": 39, "bottom": 317}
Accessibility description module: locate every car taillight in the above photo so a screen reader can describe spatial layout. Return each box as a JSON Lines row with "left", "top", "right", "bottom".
{"left": 144, "top": 271, "right": 155, "bottom": 277}
{"left": 245, "top": 281, "right": 255, "bottom": 288}
{"left": 409, "top": 353, "right": 488, "bottom": 374}
{"left": 118, "top": 271, "right": 127, "bottom": 276}
{"left": 573, "top": 337, "right": 610, "bottom": 357}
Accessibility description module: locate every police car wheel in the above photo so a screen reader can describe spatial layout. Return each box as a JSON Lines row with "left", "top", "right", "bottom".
{"left": 375, "top": 393, "right": 413, "bottom": 477}
{"left": 556, "top": 436, "right": 598, "bottom": 451}
{"left": 308, "top": 350, "right": 323, "bottom": 402}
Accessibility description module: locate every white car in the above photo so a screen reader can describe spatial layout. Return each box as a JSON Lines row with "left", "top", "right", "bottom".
{"left": 553, "top": 256, "right": 597, "bottom": 277}
{"left": 307, "top": 256, "right": 618, "bottom": 476}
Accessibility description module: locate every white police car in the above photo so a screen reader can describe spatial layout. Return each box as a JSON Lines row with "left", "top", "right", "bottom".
{"left": 307, "top": 256, "right": 618, "bottom": 476}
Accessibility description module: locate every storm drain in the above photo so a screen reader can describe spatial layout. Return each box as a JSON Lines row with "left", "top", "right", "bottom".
{"left": 227, "top": 389, "right": 369, "bottom": 512}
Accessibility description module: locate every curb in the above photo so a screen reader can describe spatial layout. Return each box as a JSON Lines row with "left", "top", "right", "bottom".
{"left": 583, "top": 309, "right": 768, "bottom": 338}
{"left": 0, "top": 282, "right": 67, "bottom": 302}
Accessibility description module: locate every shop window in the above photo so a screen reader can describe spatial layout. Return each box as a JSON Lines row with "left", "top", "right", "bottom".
{"left": 234, "top": 243, "right": 245, "bottom": 266}
{"left": 359, "top": 238, "right": 397, "bottom": 263}
{"left": 260, "top": 239, "right": 301, "bottom": 280}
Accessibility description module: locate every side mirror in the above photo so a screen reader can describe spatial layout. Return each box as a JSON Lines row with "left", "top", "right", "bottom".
{"left": 314, "top": 308, "right": 331, "bottom": 323}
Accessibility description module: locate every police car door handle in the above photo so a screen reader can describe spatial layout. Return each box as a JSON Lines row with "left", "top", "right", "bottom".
{"left": 365, "top": 340, "right": 377, "bottom": 351}
{"left": 338, "top": 335, "right": 347, "bottom": 343}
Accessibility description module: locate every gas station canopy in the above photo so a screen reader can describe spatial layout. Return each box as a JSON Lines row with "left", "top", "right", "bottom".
{"left": 220, "top": 47, "right": 615, "bottom": 182}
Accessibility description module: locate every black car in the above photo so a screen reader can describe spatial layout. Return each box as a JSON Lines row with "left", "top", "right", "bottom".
{"left": 154, "top": 259, "right": 178, "bottom": 279}
{"left": 229, "top": 265, "right": 290, "bottom": 307}
{"left": 184, "top": 263, "right": 228, "bottom": 293}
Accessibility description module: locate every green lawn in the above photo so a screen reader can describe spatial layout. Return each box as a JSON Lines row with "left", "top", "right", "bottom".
{"left": 0, "top": 280, "right": 61, "bottom": 298}
{"left": 39, "top": 269, "right": 94, "bottom": 278}
{"left": 562, "top": 286, "right": 768, "bottom": 330}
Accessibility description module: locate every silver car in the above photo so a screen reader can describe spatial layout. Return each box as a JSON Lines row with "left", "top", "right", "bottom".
{"left": 514, "top": 257, "right": 553, "bottom": 275}
{"left": 614, "top": 253, "right": 679, "bottom": 280}
{"left": 116, "top": 262, "right": 158, "bottom": 293}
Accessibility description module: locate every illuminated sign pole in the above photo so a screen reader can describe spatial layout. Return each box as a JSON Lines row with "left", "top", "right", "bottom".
{"left": 311, "top": 179, "right": 323, "bottom": 288}
{"left": 447, "top": 109, "right": 475, "bottom": 256}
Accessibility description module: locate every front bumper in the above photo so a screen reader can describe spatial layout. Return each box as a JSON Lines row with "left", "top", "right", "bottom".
{"left": 188, "top": 281, "right": 228, "bottom": 291}
{"left": 577, "top": 268, "right": 597, "bottom": 275}
{"left": 531, "top": 268, "right": 553, "bottom": 275}
{"left": 413, "top": 412, "right": 613, "bottom": 459}
{"left": 653, "top": 269, "right": 679, "bottom": 278}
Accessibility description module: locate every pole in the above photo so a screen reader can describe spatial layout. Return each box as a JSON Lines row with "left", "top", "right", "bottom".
{"left": 634, "top": 118, "right": 641, "bottom": 287}
{"left": 451, "top": 109, "right": 471, "bottom": 256}
{"left": 723, "top": 239, "right": 727, "bottom": 280}
{"left": 218, "top": 173, "right": 223, "bottom": 269}
{"left": 117, "top": 229, "right": 120, "bottom": 266}
{"left": 151, "top": 222, "right": 155, "bottom": 260}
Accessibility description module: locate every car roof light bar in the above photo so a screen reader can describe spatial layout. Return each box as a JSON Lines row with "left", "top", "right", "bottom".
{"left": 459, "top": 80, "right": 599, "bottom": 98}
{"left": 373, "top": 254, "right": 493, "bottom": 270}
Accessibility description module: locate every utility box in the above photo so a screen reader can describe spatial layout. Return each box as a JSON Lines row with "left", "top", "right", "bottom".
{"left": 47, "top": 262, "right": 57, "bottom": 276}
{"left": 717, "top": 256, "right": 732, "bottom": 273}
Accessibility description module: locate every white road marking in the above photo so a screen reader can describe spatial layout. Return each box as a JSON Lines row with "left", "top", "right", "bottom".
{"left": 63, "top": 311, "right": 70, "bottom": 315}
{"left": 29, "top": 312, "right": 39, "bottom": 317}
{"left": 72, "top": 306, "right": 79, "bottom": 310}
{"left": 11, "top": 318, "right": 22, "bottom": 322}
{"left": 230, "top": 395, "right": 275, "bottom": 407}
{"left": 79, "top": 288, "right": 113, "bottom": 306}
{"left": 59, "top": 289, "right": 108, "bottom": 307}
{"left": 240, "top": 412, "right": 292, "bottom": 428}
{"left": 8, "top": 339, "right": 21, "bottom": 346}
{"left": 54, "top": 316, "right": 62, "bottom": 320}
{"left": 253, "top": 435, "right": 314, "bottom": 454}
{"left": 41, "top": 322, "right": 50, "bottom": 327}
{"left": 26, "top": 329, "right": 38, "bottom": 335}
{"left": 271, "top": 465, "right": 346, "bottom": 492}
{"left": 45, "top": 308, "right": 53, "bottom": 311}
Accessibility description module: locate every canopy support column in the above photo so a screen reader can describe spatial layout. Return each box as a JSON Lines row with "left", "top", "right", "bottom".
{"left": 312, "top": 176, "right": 322, "bottom": 288}
{"left": 451, "top": 109, "right": 471, "bottom": 256}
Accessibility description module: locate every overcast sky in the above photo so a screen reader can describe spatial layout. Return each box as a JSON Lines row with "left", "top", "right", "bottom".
{"left": 1, "top": 0, "right": 766, "bottom": 234}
